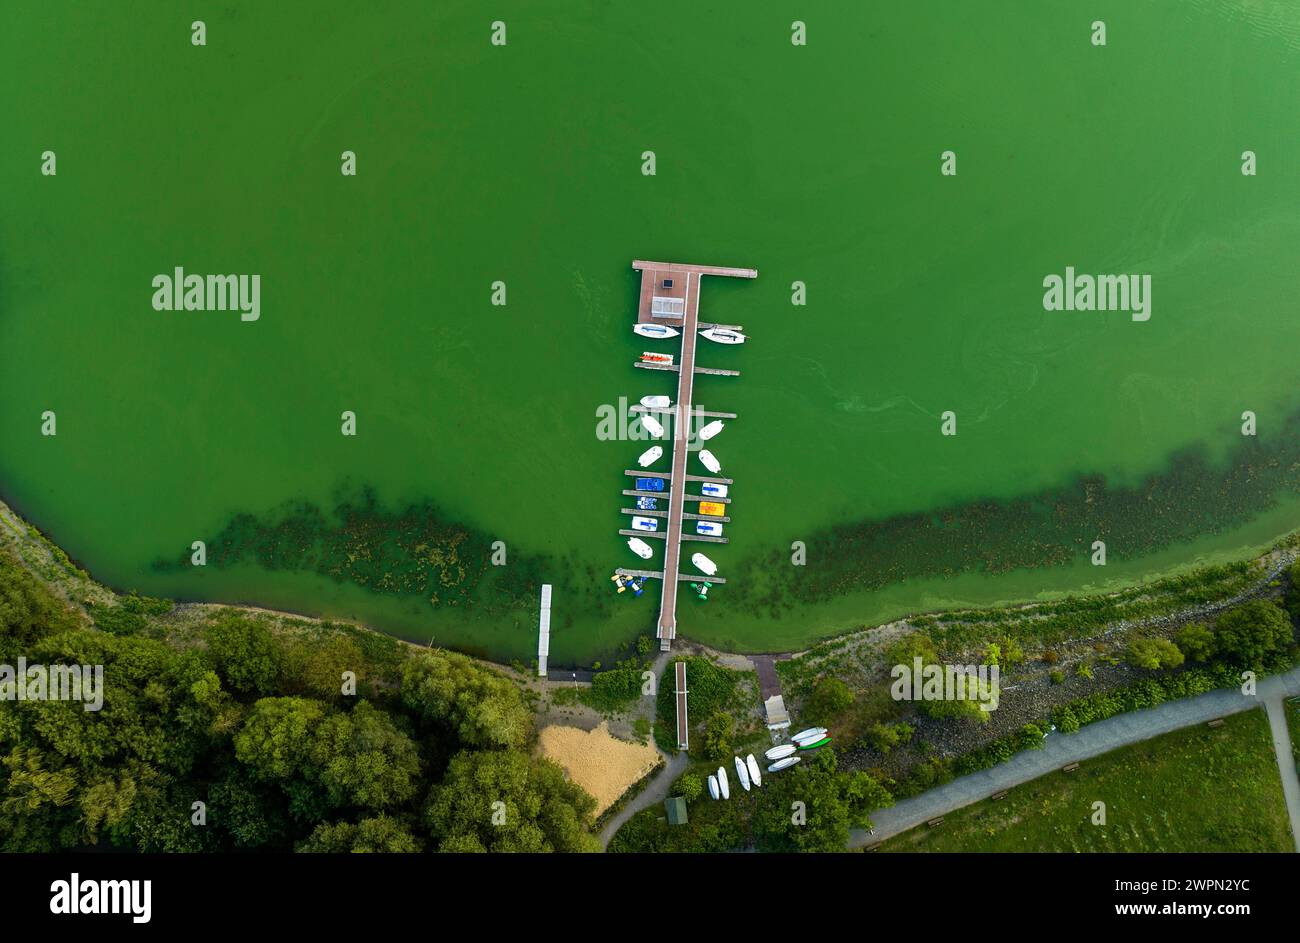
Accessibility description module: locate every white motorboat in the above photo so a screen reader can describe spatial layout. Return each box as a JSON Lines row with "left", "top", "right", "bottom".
{"left": 639, "top": 414, "right": 665, "bottom": 438}
{"left": 630, "top": 516, "right": 658, "bottom": 532}
{"left": 766, "top": 756, "right": 801, "bottom": 773}
{"left": 700, "top": 328, "right": 746, "bottom": 345}
{"left": 764, "top": 743, "right": 797, "bottom": 761}
{"left": 707, "top": 774, "right": 720, "bottom": 800}
{"left": 792, "top": 727, "right": 828, "bottom": 744}
{"left": 695, "top": 521, "right": 723, "bottom": 537}
{"left": 700, "top": 481, "right": 729, "bottom": 498}
{"left": 626, "top": 537, "right": 653, "bottom": 559}
{"left": 634, "top": 323, "right": 680, "bottom": 339}
{"left": 640, "top": 395, "right": 671, "bottom": 409}
{"left": 734, "top": 756, "right": 751, "bottom": 792}
{"left": 698, "top": 449, "right": 721, "bottom": 474}
{"left": 746, "top": 754, "right": 762, "bottom": 788}
{"left": 636, "top": 445, "right": 662, "bottom": 467}
{"left": 717, "top": 766, "right": 730, "bottom": 800}
{"left": 698, "top": 420, "right": 724, "bottom": 441}
{"left": 691, "top": 553, "right": 717, "bottom": 576}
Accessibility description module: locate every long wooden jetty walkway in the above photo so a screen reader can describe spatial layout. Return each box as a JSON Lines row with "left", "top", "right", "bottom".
{"left": 629, "top": 260, "right": 756, "bottom": 650}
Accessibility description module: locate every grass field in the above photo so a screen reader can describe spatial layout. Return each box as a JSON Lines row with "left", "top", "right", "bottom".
{"left": 881, "top": 708, "right": 1292, "bottom": 853}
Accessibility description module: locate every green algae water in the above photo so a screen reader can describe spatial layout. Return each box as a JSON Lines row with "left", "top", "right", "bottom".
{"left": 2, "top": 1, "right": 1299, "bottom": 664}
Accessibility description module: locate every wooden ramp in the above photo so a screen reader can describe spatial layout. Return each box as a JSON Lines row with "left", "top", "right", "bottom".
{"left": 674, "top": 661, "right": 689, "bottom": 751}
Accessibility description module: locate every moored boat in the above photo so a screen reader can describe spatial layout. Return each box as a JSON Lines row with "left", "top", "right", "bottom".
{"left": 698, "top": 449, "right": 721, "bottom": 474}
{"left": 636, "top": 445, "right": 663, "bottom": 467}
{"left": 633, "top": 323, "right": 680, "bottom": 339}
{"left": 698, "top": 501, "right": 726, "bottom": 517}
{"left": 639, "top": 414, "right": 665, "bottom": 438}
{"left": 691, "top": 552, "right": 717, "bottom": 576}
{"left": 640, "top": 351, "right": 674, "bottom": 365}
{"left": 626, "top": 537, "right": 653, "bottom": 559}
{"left": 640, "top": 395, "right": 671, "bottom": 409}
{"left": 630, "top": 516, "right": 658, "bottom": 532}
{"left": 700, "top": 328, "right": 746, "bottom": 345}
{"left": 700, "top": 481, "right": 729, "bottom": 498}
{"left": 698, "top": 420, "right": 724, "bottom": 441}
{"left": 635, "top": 476, "right": 664, "bottom": 492}
{"left": 695, "top": 521, "right": 723, "bottom": 537}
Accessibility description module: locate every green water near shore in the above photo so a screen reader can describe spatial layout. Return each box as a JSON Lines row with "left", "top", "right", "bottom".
{"left": 2, "top": 1, "right": 1299, "bottom": 663}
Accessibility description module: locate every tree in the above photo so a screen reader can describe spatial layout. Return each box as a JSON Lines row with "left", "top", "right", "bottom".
{"left": 751, "top": 751, "right": 892, "bottom": 852}
{"left": 424, "top": 751, "right": 599, "bottom": 853}
{"left": 205, "top": 614, "right": 283, "bottom": 696}
{"left": 701, "top": 711, "right": 734, "bottom": 761}
{"left": 1175, "top": 622, "right": 1215, "bottom": 662}
{"left": 0, "top": 548, "right": 80, "bottom": 660}
{"left": 297, "top": 815, "right": 423, "bottom": 852}
{"left": 308, "top": 702, "right": 421, "bottom": 810}
{"left": 677, "top": 774, "right": 703, "bottom": 802}
{"left": 233, "top": 697, "right": 326, "bottom": 780}
{"left": 1286, "top": 561, "right": 1300, "bottom": 621}
{"left": 401, "top": 650, "right": 530, "bottom": 749}
{"left": 864, "top": 721, "right": 913, "bottom": 754}
{"left": 1125, "top": 637, "right": 1185, "bottom": 671}
{"left": 1214, "top": 601, "right": 1294, "bottom": 668}
{"left": 803, "top": 678, "right": 853, "bottom": 724}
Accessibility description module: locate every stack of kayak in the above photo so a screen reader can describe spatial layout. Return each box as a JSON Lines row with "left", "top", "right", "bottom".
{"left": 762, "top": 727, "right": 832, "bottom": 772}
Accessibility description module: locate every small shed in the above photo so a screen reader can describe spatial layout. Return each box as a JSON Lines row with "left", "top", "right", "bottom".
{"left": 764, "top": 694, "right": 790, "bottom": 729}
{"left": 664, "top": 796, "right": 689, "bottom": 826}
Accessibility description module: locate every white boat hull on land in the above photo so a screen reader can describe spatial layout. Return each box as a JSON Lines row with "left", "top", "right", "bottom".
{"left": 746, "top": 754, "right": 762, "bottom": 788}
{"left": 637, "top": 446, "right": 663, "bottom": 467}
{"left": 767, "top": 757, "right": 801, "bottom": 773}
{"left": 734, "top": 756, "right": 751, "bottom": 792}
{"left": 717, "top": 766, "right": 730, "bottom": 800}
{"left": 765, "top": 743, "right": 796, "bottom": 761}
{"left": 792, "top": 727, "right": 828, "bottom": 744}
{"left": 708, "top": 775, "right": 720, "bottom": 800}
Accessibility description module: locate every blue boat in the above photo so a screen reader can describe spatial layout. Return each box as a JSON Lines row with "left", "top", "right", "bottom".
{"left": 635, "top": 477, "right": 665, "bottom": 492}
{"left": 636, "top": 495, "right": 658, "bottom": 510}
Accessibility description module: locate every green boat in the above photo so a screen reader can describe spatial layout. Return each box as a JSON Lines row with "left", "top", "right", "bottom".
{"left": 798, "top": 737, "right": 831, "bottom": 750}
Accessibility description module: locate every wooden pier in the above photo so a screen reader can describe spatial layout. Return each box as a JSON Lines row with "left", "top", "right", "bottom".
{"left": 630, "top": 260, "right": 755, "bottom": 650}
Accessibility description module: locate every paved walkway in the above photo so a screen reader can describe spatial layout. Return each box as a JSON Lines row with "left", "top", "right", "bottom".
{"left": 1263, "top": 694, "right": 1300, "bottom": 852}
{"left": 850, "top": 664, "right": 1300, "bottom": 849}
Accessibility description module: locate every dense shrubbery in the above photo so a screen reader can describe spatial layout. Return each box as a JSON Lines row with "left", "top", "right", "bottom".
{"left": 0, "top": 550, "right": 596, "bottom": 852}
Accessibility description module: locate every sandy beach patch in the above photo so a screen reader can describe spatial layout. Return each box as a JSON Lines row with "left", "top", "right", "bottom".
{"left": 537, "top": 722, "right": 661, "bottom": 816}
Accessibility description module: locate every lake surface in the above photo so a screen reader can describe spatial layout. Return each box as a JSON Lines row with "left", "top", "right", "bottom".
{"left": 2, "top": 1, "right": 1298, "bottom": 664}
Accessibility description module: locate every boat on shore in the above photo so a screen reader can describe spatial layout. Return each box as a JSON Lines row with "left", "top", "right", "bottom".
{"left": 700, "top": 328, "right": 746, "bottom": 345}
{"left": 639, "top": 414, "right": 665, "bottom": 438}
{"left": 798, "top": 736, "right": 831, "bottom": 751}
{"left": 633, "top": 323, "right": 680, "bottom": 339}
{"left": 698, "top": 449, "right": 721, "bottom": 474}
{"left": 792, "top": 727, "right": 827, "bottom": 743}
{"left": 767, "top": 756, "right": 800, "bottom": 773}
{"left": 636, "top": 445, "right": 662, "bottom": 467}
{"left": 765, "top": 744, "right": 797, "bottom": 761}
{"left": 717, "top": 766, "right": 730, "bottom": 799}
{"left": 626, "top": 537, "right": 653, "bottom": 559}
{"left": 734, "top": 755, "right": 751, "bottom": 792}
{"left": 708, "top": 775, "right": 720, "bottom": 800}
{"left": 691, "top": 552, "right": 717, "bottom": 576}
{"left": 698, "top": 420, "right": 724, "bottom": 441}
{"left": 640, "top": 395, "right": 671, "bottom": 409}
{"left": 746, "top": 754, "right": 762, "bottom": 788}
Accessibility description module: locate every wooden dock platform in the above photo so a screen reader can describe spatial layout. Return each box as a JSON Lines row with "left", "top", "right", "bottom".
{"left": 634, "top": 361, "right": 741, "bottom": 378}
{"left": 624, "top": 469, "right": 734, "bottom": 485}
{"left": 629, "top": 260, "right": 754, "bottom": 651}
{"left": 629, "top": 405, "right": 737, "bottom": 420}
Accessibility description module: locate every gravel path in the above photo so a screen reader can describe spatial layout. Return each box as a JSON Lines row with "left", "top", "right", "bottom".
{"left": 1263, "top": 695, "right": 1300, "bottom": 852}
{"left": 598, "top": 750, "right": 690, "bottom": 850}
{"left": 849, "top": 663, "right": 1300, "bottom": 849}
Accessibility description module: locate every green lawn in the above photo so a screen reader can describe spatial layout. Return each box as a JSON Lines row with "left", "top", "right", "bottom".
{"left": 881, "top": 708, "right": 1292, "bottom": 853}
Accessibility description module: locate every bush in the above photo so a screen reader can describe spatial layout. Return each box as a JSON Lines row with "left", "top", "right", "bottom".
{"left": 1214, "top": 601, "right": 1294, "bottom": 668}
{"left": 803, "top": 677, "right": 853, "bottom": 724}
{"left": 1126, "top": 637, "right": 1185, "bottom": 671}
{"left": 1175, "top": 622, "right": 1215, "bottom": 662}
